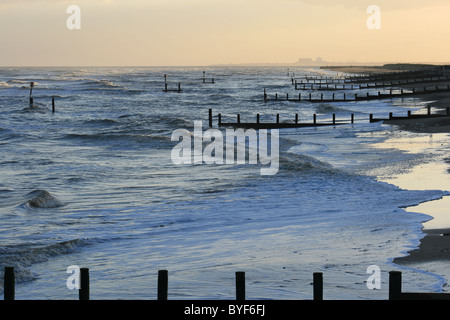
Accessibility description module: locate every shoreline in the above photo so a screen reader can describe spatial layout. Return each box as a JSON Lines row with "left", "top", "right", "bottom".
{"left": 323, "top": 64, "right": 450, "bottom": 291}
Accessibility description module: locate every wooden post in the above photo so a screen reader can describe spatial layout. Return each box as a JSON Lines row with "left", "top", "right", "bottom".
{"left": 295, "top": 113, "right": 298, "bottom": 124}
{"left": 447, "top": 107, "right": 450, "bottom": 116}
{"left": 286, "top": 93, "right": 289, "bottom": 100}
{"left": 370, "top": 114, "right": 373, "bottom": 122}
{"left": 351, "top": 114, "right": 354, "bottom": 123}
{"left": 427, "top": 106, "right": 431, "bottom": 115}
{"left": 275, "top": 93, "right": 278, "bottom": 101}
{"left": 164, "top": 74, "right": 168, "bottom": 92}
{"left": 332, "top": 114, "right": 335, "bottom": 124}
{"left": 158, "top": 270, "right": 168, "bottom": 300}
{"left": 178, "top": 83, "right": 181, "bottom": 92}
{"left": 79, "top": 268, "right": 90, "bottom": 300}
{"left": 29, "top": 82, "right": 34, "bottom": 97}
{"left": 408, "top": 110, "right": 411, "bottom": 117}
{"left": 209, "top": 109, "right": 213, "bottom": 128}
{"left": 4, "top": 267, "right": 15, "bottom": 300}
{"left": 235, "top": 271, "right": 245, "bottom": 301}
{"left": 257, "top": 114, "right": 260, "bottom": 124}
{"left": 52, "top": 96, "right": 55, "bottom": 113}
{"left": 264, "top": 88, "right": 267, "bottom": 102}
{"left": 313, "top": 272, "right": 323, "bottom": 300}
{"left": 29, "top": 97, "right": 33, "bottom": 107}
{"left": 313, "top": 114, "right": 316, "bottom": 124}
{"left": 218, "top": 114, "right": 222, "bottom": 126}
{"left": 203, "top": 71, "right": 206, "bottom": 83}
{"left": 389, "top": 271, "right": 402, "bottom": 300}
{"left": 389, "top": 112, "right": 393, "bottom": 119}
{"left": 237, "top": 114, "right": 240, "bottom": 124}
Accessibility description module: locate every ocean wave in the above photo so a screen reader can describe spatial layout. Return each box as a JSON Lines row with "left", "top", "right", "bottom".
{"left": 314, "top": 103, "right": 355, "bottom": 114}
{"left": 0, "top": 239, "right": 89, "bottom": 286}
{"left": 22, "top": 190, "right": 66, "bottom": 209}
{"left": 279, "top": 152, "right": 335, "bottom": 173}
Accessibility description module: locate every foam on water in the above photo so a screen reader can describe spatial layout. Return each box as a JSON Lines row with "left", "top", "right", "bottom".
{"left": 0, "top": 66, "right": 448, "bottom": 300}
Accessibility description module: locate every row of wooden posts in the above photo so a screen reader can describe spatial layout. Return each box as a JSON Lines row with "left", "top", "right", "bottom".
{"left": 293, "top": 76, "right": 450, "bottom": 89}
{"left": 264, "top": 85, "right": 450, "bottom": 103}
{"left": 209, "top": 107, "right": 450, "bottom": 129}
{"left": 3, "top": 267, "right": 449, "bottom": 300}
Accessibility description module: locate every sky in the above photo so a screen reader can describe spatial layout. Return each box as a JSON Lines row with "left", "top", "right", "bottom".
{"left": 0, "top": 0, "right": 449, "bottom": 66}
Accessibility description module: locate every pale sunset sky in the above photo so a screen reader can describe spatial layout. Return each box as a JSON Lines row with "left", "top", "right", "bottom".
{"left": 0, "top": 0, "right": 449, "bottom": 66}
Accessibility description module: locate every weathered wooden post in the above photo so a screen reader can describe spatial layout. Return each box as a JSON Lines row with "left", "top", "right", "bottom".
{"left": 52, "top": 96, "right": 55, "bottom": 113}
{"left": 351, "top": 114, "right": 354, "bottom": 124}
{"left": 209, "top": 109, "right": 213, "bottom": 128}
{"left": 313, "top": 272, "right": 323, "bottom": 300}
{"left": 389, "top": 112, "right": 393, "bottom": 119}
{"left": 332, "top": 114, "right": 336, "bottom": 124}
{"left": 4, "top": 267, "right": 15, "bottom": 300}
{"left": 203, "top": 71, "right": 206, "bottom": 83}
{"left": 237, "top": 114, "right": 240, "bottom": 124}
{"left": 256, "top": 114, "right": 260, "bottom": 124}
{"left": 236, "top": 271, "right": 245, "bottom": 301}
{"left": 389, "top": 271, "right": 402, "bottom": 300}
{"left": 370, "top": 114, "right": 373, "bottom": 122}
{"left": 264, "top": 88, "right": 267, "bottom": 102}
{"left": 158, "top": 270, "right": 168, "bottom": 300}
{"left": 79, "top": 268, "right": 90, "bottom": 300}
{"left": 427, "top": 106, "right": 431, "bottom": 115}
{"left": 178, "top": 83, "right": 181, "bottom": 92}
{"left": 313, "top": 114, "right": 316, "bottom": 124}
{"left": 218, "top": 114, "right": 222, "bottom": 126}
{"left": 29, "top": 82, "right": 34, "bottom": 98}
{"left": 276, "top": 114, "right": 279, "bottom": 124}
{"left": 295, "top": 113, "right": 298, "bottom": 124}
{"left": 164, "top": 74, "right": 168, "bottom": 92}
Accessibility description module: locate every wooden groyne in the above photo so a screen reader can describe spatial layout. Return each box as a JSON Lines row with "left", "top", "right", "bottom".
{"left": 264, "top": 85, "right": 450, "bottom": 103}
{"left": 3, "top": 266, "right": 449, "bottom": 300}
{"left": 163, "top": 74, "right": 182, "bottom": 93}
{"left": 294, "top": 76, "right": 450, "bottom": 91}
{"left": 209, "top": 107, "right": 450, "bottom": 129}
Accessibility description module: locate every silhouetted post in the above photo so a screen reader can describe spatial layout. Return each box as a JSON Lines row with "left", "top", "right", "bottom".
{"left": 427, "top": 106, "right": 431, "bottom": 115}
{"left": 343, "top": 93, "right": 346, "bottom": 100}
{"left": 313, "top": 114, "right": 316, "bottom": 124}
{"left": 237, "top": 114, "right": 240, "bottom": 124}
{"left": 332, "top": 114, "right": 335, "bottom": 124}
{"left": 164, "top": 74, "right": 168, "bottom": 92}
{"left": 79, "top": 268, "right": 90, "bottom": 300}
{"left": 389, "top": 112, "right": 393, "bottom": 119}
{"left": 313, "top": 272, "right": 323, "bottom": 300}
{"left": 276, "top": 114, "right": 279, "bottom": 124}
{"left": 209, "top": 109, "right": 213, "bottom": 128}
{"left": 4, "top": 267, "right": 15, "bottom": 300}
{"left": 203, "top": 71, "right": 206, "bottom": 83}
{"left": 52, "top": 96, "right": 55, "bottom": 113}
{"left": 218, "top": 114, "right": 222, "bottom": 126}
{"left": 29, "top": 97, "right": 34, "bottom": 107}
{"left": 257, "top": 114, "right": 260, "bottom": 124}
{"left": 158, "top": 270, "right": 168, "bottom": 300}
{"left": 295, "top": 113, "right": 298, "bottom": 124}
{"left": 370, "top": 114, "right": 373, "bottom": 122}
{"left": 178, "top": 83, "right": 181, "bottom": 92}
{"left": 236, "top": 271, "right": 245, "bottom": 300}
{"left": 351, "top": 114, "right": 354, "bottom": 123}
{"left": 29, "top": 82, "right": 34, "bottom": 98}
{"left": 264, "top": 88, "right": 267, "bottom": 102}
{"left": 389, "top": 271, "right": 402, "bottom": 300}
{"left": 408, "top": 110, "right": 411, "bottom": 117}
{"left": 447, "top": 107, "right": 450, "bottom": 116}
{"left": 275, "top": 93, "right": 278, "bottom": 101}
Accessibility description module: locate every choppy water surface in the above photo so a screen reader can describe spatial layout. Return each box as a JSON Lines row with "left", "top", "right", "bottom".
{"left": 0, "top": 66, "right": 447, "bottom": 300}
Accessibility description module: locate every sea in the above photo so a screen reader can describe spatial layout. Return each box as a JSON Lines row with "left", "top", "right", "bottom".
{"left": 0, "top": 66, "right": 448, "bottom": 300}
